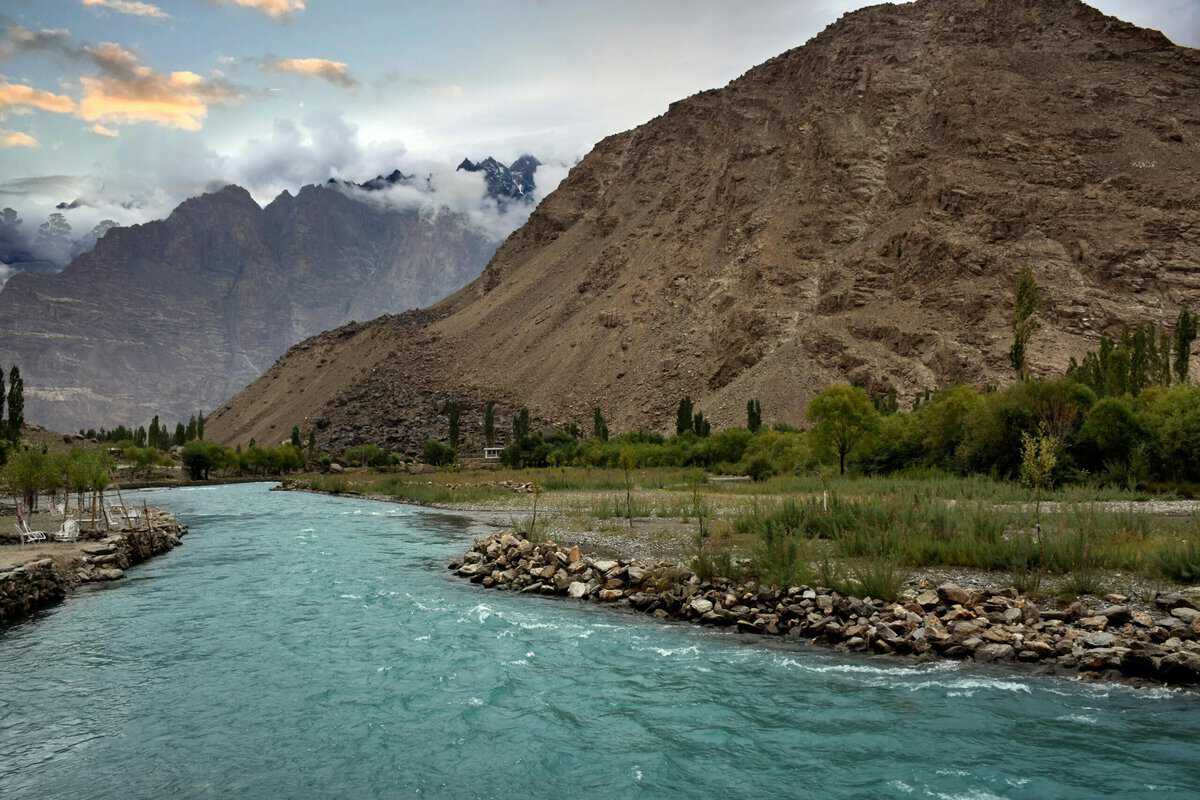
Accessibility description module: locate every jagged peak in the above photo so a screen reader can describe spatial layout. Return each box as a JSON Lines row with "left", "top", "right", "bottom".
{"left": 171, "top": 184, "right": 260, "bottom": 219}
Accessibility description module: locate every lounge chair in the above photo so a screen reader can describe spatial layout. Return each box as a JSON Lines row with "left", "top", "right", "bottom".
{"left": 16, "top": 518, "right": 47, "bottom": 544}
{"left": 53, "top": 518, "right": 80, "bottom": 543}
{"left": 103, "top": 506, "right": 126, "bottom": 531}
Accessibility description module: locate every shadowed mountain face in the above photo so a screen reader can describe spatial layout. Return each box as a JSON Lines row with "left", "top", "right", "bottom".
{"left": 207, "top": 0, "right": 1197, "bottom": 453}
{"left": 0, "top": 182, "right": 505, "bottom": 433}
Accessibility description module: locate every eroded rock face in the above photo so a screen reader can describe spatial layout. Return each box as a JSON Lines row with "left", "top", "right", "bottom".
{"left": 0, "top": 184, "right": 498, "bottom": 432}
{"left": 212, "top": 0, "right": 1200, "bottom": 451}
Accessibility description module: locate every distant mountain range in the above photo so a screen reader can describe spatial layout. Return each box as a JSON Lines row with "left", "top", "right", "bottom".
{"left": 335, "top": 154, "right": 542, "bottom": 210}
{"left": 0, "top": 155, "right": 545, "bottom": 433}
{"left": 457, "top": 155, "right": 541, "bottom": 207}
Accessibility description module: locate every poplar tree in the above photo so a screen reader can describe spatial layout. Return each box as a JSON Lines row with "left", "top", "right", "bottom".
{"left": 512, "top": 407, "right": 530, "bottom": 445}
{"left": 1176, "top": 308, "right": 1197, "bottom": 384}
{"left": 592, "top": 407, "right": 609, "bottom": 441}
{"left": 291, "top": 425, "right": 302, "bottom": 448}
{"left": 483, "top": 401, "right": 496, "bottom": 445}
{"left": 7, "top": 365, "right": 24, "bottom": 441}
{"left": 1009, "top": 267, "right": 1040, "bottom": 381}
{"left": 447, "top": 401, "right": 460, "bottom": 451}
{"left": 0, "top": 366, "right": 6, "bottom": 439}
{"left": 676, "top": 397, "right": 694, "bottom": 436}
{"left": 747, "top": 399, "right": 762, "bottom": 432}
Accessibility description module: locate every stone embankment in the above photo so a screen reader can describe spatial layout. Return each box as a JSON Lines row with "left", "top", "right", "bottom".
{"left": 451, "top": 531, "right": 1200, "bottom": 686}
{"left": 0, "top": 511, "right": 187, "bottom": 625}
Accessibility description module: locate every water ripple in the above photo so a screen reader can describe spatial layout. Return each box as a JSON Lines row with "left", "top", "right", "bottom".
{"left": 2, "top": 482, "right": 1198, "bottom": 800}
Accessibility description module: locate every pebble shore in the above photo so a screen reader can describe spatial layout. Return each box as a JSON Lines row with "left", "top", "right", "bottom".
{"left": 0, "top": 510, "right": 188, "bottom": 625}
{"left": 451, "top": 530, "right": 1200, "bottom": 686}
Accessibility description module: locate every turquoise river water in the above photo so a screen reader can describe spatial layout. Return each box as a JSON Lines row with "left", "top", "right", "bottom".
{"left": 1, "top": 483, "right": 1199, "bottom": 798}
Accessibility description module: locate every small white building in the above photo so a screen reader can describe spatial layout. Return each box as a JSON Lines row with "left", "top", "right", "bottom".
{"left": 483, "top": 446, "right": 504, "bottom": 461}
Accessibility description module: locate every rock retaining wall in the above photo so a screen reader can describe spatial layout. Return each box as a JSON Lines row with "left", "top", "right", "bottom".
{"left": 451, "top": 531, "right": 1200, "bottom": 686}
{"left": 0, "top": 511, "right": 187, "bottom": 626}
{"left": 0, "top": 560, "right": 67, "bottom": 622}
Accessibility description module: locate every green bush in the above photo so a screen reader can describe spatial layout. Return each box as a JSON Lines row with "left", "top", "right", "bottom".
{"left": 422, "top": 439, "right": 456, "bottom": 467}
{"left": 343, "top": 444, "right": 392, "bottom": 468}
{"left": 1157, "top": 540, "right": 1200, "bottom": 583}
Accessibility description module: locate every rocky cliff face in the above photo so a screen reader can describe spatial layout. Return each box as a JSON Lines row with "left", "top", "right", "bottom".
{"left": 209, "top": 0, "right": 1200, "bottom": 453}
{"left": 0, "top": 181, "right": 502, "bottom": 433}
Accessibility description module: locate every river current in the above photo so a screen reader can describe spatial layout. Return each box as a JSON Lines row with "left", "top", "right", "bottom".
{"left": 1, "top": 483, "right": 1198, "bottom": 798}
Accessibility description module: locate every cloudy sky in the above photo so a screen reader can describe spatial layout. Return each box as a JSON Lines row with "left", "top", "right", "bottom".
{"left": 0, "top": 0, "right": 1197, "bottom": 234}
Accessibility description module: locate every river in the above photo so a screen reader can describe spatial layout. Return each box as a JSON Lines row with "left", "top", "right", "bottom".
{"left": 1, "top": 483, "right": 1198, "bottom": 798}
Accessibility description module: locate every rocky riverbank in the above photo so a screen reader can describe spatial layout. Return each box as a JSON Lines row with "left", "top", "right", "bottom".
{"left": 451, "top": 531, "right": 1200, "bottom": 686}
{"left": 0, "top": 510, "right": 188, "bottom": 625}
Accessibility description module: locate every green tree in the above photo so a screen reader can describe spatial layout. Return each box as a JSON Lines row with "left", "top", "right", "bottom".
{"left": 2, "top": 448, "right": 47, "bottom": 510}
{"left": 692, "top": 411, "right": 711, "bottom": 437}
{"left": 1075, "top": 397, "right": 1147, "bottom": 476}
{"left": 483, "top": 401, "right": 496, "bottom": 446}
{"left": 1176, "top": 308, "right": 1197, "bottom": 384}
{"left": 512, "top": 407, "right": 531, "bottom": 444}
{"left": 290, "top": 425, "right": 302, "bottom": 448}
{"left": 747, "top": 399, "right": 762, "bottom": 432}
{"left": 592, "top": 407, "right": 609, "bottom": 441}
{"left": 619, "top": 446, "right": 637, "bottom": 528}
{"left": 181, "top": 440, "right": 225, "bottom": 480}
{"left": 307, "top": 430, "right": 316, "bottom": 463}
{"left": 676, "top": 398, "right": 694, "bottom": 436}
{"left": 422, "top": 439, "right": 455, "bottom": 467}
{"left": 1009, "top": 266, "right": 1040, "bottom": 380}
{"left": 447, "top": 400, "right": 461, "bottom": 451}
{"left": 6, "top": 365, "right": 23, "bottom": 442}
{"left": 174, "top": 423, "right": 186, "bottom": 447}
{"left": 186, "top": 415, "right": 198, "bottom": 442}
{"left": 197, "top": 411, "right": 205, "bottom": 441}
{"left": 806, "top": 384, "right": 880, "bottom": 475}
{"left": 1019, "top": 429, "right": 1060, "bottom": 546}
{"left": 0, "top": 365, "right": 6, "bottom": 440}
{"left": 1141, "top": 385, "right": 1200, "bottom": 482}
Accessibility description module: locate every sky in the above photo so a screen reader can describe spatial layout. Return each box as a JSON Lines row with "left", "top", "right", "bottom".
{"left": 0, "top": 0, "right": 1197, "bottom": 242}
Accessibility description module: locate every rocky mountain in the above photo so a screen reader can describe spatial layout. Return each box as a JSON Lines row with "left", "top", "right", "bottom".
{"left": 208, "top": 0, "right": 1200, "bottom": 454}
{"left": 0, "top": 166, "right": 541, "bottom": 433}
{"left": 457, "top": 156, "right": 541, "bottom": 207}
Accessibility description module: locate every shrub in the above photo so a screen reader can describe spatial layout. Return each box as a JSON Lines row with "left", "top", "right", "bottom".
{"left": 343, "top": 444, "right": 392, "bottom": 468}
{"left": 745, "top": 456, "right": 774, "bottom": 482}
{"left": 739, "top": 430, "right": 812, "bottom": 477}
{"left": 1140, "top": 385, "right": 1200, "bottom": 482}
{"left": 1074, "top": 397, "right": 1147, "bottom": 475}
{"left": 181, "top": 440, "right": 225, "bottom": 480}
{"left": 1156, "top": 540, "right": 1200, "bottom": 584}
{"left": 422, "top": 439, "right": 456, "bottom": 467}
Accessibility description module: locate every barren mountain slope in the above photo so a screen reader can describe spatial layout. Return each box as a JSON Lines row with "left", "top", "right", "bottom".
{"left": 209, "top": 0, "right": 1200, "bottom": 452}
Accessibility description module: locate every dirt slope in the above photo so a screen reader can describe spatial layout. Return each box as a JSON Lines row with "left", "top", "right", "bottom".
{"left": 209, "top": 0, "right": 1200, "bottom": 453}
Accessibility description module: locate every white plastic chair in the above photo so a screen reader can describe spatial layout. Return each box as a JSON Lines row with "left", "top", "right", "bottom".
{"left": 53, "top": 518, "right": 80, "bottom": 543}
{"left": 16, "top": 519, "right": 47, "bottom": 544}
{"left": 104, "top": 506, "right": 126, "bottom": 531}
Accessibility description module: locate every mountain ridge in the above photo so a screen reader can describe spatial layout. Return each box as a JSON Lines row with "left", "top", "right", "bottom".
{"left": 201, "top": 0, "right": 1198, "bottom": 452}
{"left": 0, "top": 155, "right": 548, "bottom": 432}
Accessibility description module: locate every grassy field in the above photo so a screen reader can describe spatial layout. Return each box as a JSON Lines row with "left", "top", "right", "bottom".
{"left": 293, "top": 465, "right": 1200, "bottom": 600}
